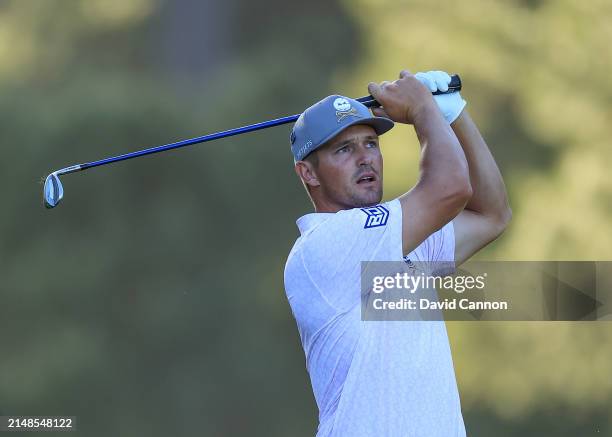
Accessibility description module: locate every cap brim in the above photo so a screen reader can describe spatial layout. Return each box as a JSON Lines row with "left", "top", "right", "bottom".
{"left": 316, "top": 116, "right": 395, "bottom": 154}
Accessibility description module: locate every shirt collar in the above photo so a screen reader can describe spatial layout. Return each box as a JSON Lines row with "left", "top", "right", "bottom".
{"left": 296, "top": 212, "right": 335, "bottom": 235}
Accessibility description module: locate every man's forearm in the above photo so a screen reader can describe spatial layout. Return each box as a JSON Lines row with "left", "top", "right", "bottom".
{"left": 414, "top": 103, "right": 470, "bottom": 192}
{"left": 451, "top": 110, "right": 511, "bottom": 221}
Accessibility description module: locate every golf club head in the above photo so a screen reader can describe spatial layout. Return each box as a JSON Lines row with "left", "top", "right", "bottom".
{"left": 44, "top": 172, "right": 64, "bottom": 208}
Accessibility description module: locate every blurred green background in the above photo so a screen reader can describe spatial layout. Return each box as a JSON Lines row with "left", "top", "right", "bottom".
{"left": 1, "top": 0, "right": 611, "bottom": 435}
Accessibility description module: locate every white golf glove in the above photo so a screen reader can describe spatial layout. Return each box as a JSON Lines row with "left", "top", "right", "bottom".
{"left": 415, "top": 70, "right": 466, "bottom": 124}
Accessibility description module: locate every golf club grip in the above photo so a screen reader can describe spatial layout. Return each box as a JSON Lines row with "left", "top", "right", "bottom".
{"left": 356, "top": 74, "right": 461, "bottom": 108}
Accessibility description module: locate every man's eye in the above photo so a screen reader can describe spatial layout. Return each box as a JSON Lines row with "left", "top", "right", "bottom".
{"left": 367, "top": 141, "right": 378, "bottom": 148}
{"left": 337, "top": 146, "right": 349, "bottom": 153}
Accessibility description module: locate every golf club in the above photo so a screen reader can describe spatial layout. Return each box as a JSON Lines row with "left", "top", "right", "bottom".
{"left": 43, "top": 75, "right": 462, "bottom": 208}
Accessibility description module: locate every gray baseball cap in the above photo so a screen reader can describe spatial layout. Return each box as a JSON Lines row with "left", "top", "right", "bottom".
{"left": 290, "top": 95, "right": 394, "bottom": 162}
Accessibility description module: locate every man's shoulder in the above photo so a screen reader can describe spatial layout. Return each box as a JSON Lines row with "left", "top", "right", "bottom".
{"left": 285, "top": 199, "right": 403, "bottom": 273}
{"left": 298, "top": 199, "right": 400, "bottom": 238}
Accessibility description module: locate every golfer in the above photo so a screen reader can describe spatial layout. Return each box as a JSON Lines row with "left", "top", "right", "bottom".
{"left": 284, "top": 69, "right": 511, "bottom": 436}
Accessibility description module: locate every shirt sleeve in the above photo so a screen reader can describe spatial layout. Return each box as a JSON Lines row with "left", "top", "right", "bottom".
{"left": 421, "top": 221, "right": 456, "bottom": 262}
{"left": 407, "top": 220, "right": 456, "bottom": 276}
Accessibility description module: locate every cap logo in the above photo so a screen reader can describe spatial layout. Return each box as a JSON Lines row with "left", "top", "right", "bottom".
{"left": 333, "top": 97, "right": 351, "bottom": 112}
{"left": 333, "top": 97, "right": 360, "bottom": 123}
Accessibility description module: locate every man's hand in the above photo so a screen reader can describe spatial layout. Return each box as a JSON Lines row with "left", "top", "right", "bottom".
{"left": 367, "top": 70, "right": 438, "bottom": 125}
{"left": 415, "top": 70, "right": 467, "bottom": 124}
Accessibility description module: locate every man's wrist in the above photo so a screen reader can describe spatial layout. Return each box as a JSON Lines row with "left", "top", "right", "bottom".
{"left": 412, "top": 100, "right": 445, "bottom": 127}
{"left": 450, "top": 107, "right": 468, "bottom": 127}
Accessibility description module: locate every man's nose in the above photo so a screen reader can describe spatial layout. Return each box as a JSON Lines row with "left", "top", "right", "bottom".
{"left": 356, "top": 145, "right": 373, "bottom": 167}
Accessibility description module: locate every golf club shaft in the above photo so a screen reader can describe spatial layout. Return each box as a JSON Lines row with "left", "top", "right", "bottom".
{"left": 57, "top": 74, "right": 461, "bottom": 175}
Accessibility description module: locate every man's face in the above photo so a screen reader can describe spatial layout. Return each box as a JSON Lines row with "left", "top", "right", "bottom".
{"left": 302, "top": 124, "right": 383, "bottom": 211}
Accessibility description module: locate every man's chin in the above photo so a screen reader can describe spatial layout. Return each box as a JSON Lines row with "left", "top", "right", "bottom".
{"left": 350, "top": 189, "right": 383, "bottom": 208}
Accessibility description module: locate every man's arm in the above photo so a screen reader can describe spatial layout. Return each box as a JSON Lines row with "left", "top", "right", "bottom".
{"left": 369, "top": 70, "right": 472, "bottom": 256}
{"left": 451, "top": 110, "right": 512, "bottom": 266}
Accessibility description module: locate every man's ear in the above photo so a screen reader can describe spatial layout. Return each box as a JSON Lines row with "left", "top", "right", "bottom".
{"left": 295, "top": 160, "right": 320, "bottom": 188}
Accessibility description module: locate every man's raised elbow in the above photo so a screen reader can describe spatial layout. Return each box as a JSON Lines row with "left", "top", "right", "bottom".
{"left": 489, "top": 205, "right": 512, "bottom": 238}
{"left": 449, "top": 174, "right": 473, "bottom": 211}
{"left": 458, "top": 179, "right": 473, "bottom": 204}
{"left": 497, "top": 205, "right": 512, "bottom": 233}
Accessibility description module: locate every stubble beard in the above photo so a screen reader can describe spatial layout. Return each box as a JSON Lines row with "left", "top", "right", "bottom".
{"left": 348, "top": 185, "right": 383, "bottom": 208}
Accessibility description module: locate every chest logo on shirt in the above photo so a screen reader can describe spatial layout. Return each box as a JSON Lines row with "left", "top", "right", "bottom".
{"left": 360, "top": 205, "right": 389, "bottom": 228}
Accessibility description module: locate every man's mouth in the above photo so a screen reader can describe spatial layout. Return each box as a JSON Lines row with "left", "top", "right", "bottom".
{"left": 356, "top": 172, "right": 377, "bottom": 185}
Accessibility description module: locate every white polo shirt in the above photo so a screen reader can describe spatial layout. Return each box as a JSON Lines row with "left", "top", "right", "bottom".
{"left": 284, "top": 198, "right": 465, "bottom": 437}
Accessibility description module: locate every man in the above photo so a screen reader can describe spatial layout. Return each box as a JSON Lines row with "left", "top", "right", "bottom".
{"left": 284, "top": 69, "right": 511, "bottom": 436}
